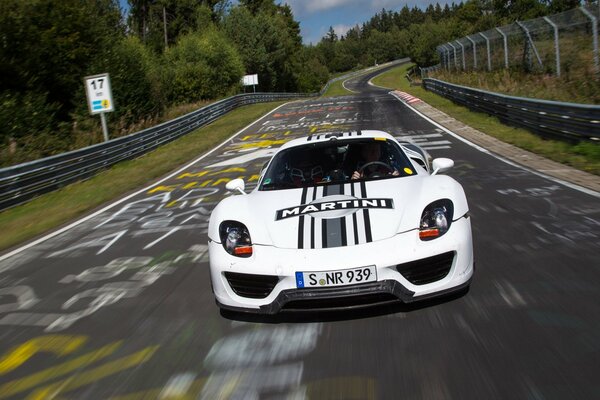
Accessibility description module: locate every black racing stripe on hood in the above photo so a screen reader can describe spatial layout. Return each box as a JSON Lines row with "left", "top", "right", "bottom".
{"left": 339, "top": 183, "right": 347, "bottom": 247}
{"left": 310, "top": 186, "right": 317, "bottom": 249}
{"left": 321, "top": 185, "right": 328, "bottom": 248}
{"left": 351, "top": 182, "right": 359, "bottom": 245}
{"left": 297, "top": 187, "right": 308, "bottom": 249}
{"left": 360, "top": 180, "right": 373, "bottom": 243}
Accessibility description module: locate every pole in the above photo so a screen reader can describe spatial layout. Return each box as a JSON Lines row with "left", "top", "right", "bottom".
{"left": 448, "top": 42, "right": 458, "bottom": 71}
{"left": 496, "top": 27, "right": 509, "bottom": 69}
{"left": 466, "top": 35, "right": 477, "bottom": 70}
{"left": 581, "top": 7, "right": 599, "bottom": 76}
{"left": 479, "top": 32, "right": 492, "bottom": 71}
{"left": 100, "top": 112, "right": 109, "bottom": 142}
{"left": 163, "top": 7, "right": 168, "bottom": 49}
{"left": 457, "top": 40, "right": 466, "bottom": 70}
{"left": 543, "top": 16, "right": 561, "bottom": 77}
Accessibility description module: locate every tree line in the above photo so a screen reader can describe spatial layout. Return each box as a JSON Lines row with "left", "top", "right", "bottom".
{"left": 0, "top": 0, "right": 328, "bottom": 166}
{"left": 314, "top": 0, "right": 587, "bottom": 72}
{"left": 0, "top": 0, "right": 588, "bottom": 166}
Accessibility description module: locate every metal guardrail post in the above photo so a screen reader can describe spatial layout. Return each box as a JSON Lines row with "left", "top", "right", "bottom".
{"left": 516, "top": 21, "right": 544, "bottom": 68}
{"left": 448, "top": 42, "right": 459, "bottom": 71}
{"left": 496, "top": 27, "right": 509, "bottom": 69}
{"left": 456, "top": 40, "right": 466, "bottom": 70}
{"left": 581, "top": 7, "right": 599, "bottom": 76}
{"left": 543, "top": 16, "right": 561, "bottom": 77}
{"left": 466, "top": 36, "right": 477, "bottom": 69}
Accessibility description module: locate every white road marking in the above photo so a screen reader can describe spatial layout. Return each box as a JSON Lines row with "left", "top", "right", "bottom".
{"left": 143, "top": 227, "right": 181, "bottom": 250}
{"left": 422, "top": 146, "right": 452, "bottom": 150}
{"left": 397, "top": 133, "right": 444, "bottom": 140}
{"left": 0, "top": 102, "right": 293, "bottom": 263}
{"left": 159, "top": 372, "right": 197, "bottom": 399}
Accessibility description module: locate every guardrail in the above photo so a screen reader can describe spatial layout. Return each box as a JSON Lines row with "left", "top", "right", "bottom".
{"left": 422, "top": 78, "right": 600, "bottom": 142}
{"left": 0, "top": 59, "right": 407, "bottom": 211}
{"left": 0, "top": 93, "right": 310, "bottom": 211}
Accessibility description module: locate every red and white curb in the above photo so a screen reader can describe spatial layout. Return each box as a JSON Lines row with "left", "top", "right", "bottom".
{"left": 392, "top": 90, "right": 422, "bottom": 104}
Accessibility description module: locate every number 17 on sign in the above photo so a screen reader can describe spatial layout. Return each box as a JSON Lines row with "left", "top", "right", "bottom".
{"left": 84, "top": 73, "right": 114, "bottom": 142}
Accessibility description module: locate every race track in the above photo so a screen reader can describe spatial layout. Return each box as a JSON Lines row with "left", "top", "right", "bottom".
{"left": 1, "top": 63, "right": 599, "bottom": 399}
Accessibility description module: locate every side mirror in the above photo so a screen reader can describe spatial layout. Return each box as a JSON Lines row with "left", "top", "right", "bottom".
{"left": 431, "top": 158, "right": 454, "bottom": 175}
{"left": 225, "top": 178, "right": 246, "bottom": 195}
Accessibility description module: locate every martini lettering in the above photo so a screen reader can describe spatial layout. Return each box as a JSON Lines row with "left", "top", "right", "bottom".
{"left": 276, "top": 198, "right": 393, "bottom": 220}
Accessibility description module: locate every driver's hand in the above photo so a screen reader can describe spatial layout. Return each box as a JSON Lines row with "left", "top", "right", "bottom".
{"left": 351, "top": 171, "right": 361, "bottom": 180}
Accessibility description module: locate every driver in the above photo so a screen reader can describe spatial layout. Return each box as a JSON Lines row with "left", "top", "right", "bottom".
{"left": 351, "top": 142, "right": 399, "bottom": 180}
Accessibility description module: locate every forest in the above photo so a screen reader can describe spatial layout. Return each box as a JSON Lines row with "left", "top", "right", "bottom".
{"left": 0, "top": 0, "right": 586, "bottom": 166}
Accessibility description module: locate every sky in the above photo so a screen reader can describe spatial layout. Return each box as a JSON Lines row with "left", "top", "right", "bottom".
{"left": 283, "top": 0, "right": 453, "bottom": 45}
{"left": 119, "top": 0, "right": 454, "bottom": 45}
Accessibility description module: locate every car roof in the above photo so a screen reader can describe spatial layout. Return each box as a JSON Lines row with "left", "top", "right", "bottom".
{"left": 280, "top": 130, "right": 396, "bottom": 151}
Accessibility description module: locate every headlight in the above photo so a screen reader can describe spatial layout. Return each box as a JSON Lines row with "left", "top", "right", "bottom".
{"left": 419, "top": 199, "right": 454, "bottom": 241}
{"left": 219, "top": 221, "right": 253, "bottom": 257}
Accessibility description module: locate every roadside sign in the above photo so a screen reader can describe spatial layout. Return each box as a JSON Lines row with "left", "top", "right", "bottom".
{"left": 242, "top": 74, "right": 258, "bottom": 86}
{"left": 84, "top": 73, "right": 114, "bottom": 115}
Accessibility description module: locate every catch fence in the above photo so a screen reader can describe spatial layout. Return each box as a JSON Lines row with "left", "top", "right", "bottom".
{"left": 433, "top": 4, "right": 600, "bottom": 78}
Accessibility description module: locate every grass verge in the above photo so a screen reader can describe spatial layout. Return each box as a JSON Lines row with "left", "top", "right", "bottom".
{"left": 371, "top": 63, "right": 600, "bottom": 175}
{"left": 321, "top": 78, "right": 353, "bottom": 97}
{"left": 0, "top": 101, "right": 286, "bottom": 252}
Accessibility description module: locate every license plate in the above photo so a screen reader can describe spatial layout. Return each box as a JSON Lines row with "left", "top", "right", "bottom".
{"left": 295, "top": 266, "right": 377, "bottom": 288}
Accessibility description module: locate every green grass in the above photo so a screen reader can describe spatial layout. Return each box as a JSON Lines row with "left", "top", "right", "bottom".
{"left": 321, "top": 78, "right": 353, "bottom": 97}
{"left": 0, "top": 101, "right": 286, "bottom": 252}
{"left": 371, "top": 63, "right": 600, "bottom": 176}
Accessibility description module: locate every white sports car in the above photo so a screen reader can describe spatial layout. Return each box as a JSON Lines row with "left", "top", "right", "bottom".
{"left": 208, "top": 130, "right": 473, "bottom": 313}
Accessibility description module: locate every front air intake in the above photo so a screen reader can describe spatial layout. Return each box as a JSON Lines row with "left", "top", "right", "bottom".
{"left": 396, "top": 252, "right": 454, "bottom": 285}
{"left": 224, "top": 272, "right": 279, "bottom": 299}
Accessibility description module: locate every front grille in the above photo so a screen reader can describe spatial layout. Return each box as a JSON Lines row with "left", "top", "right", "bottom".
{"left": 224, "top": 272, "right": 279, "bottom": 299}
{"left": 396, "top": 252, "right": 454, "bottom": 285}
{"left": 282, "top": 293, "right": 398, "bottom": 311}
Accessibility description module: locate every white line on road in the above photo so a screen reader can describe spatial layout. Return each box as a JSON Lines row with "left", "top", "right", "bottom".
{"left": 143, "top": 227, "right": 181, "bottom": 250}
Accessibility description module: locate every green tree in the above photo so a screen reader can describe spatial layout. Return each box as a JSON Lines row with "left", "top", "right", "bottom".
{"left": 0, "top": 0, "right": 124, "bottom": 119}
{"left": 164, "top": 30, "right": 244, "bottom": 103}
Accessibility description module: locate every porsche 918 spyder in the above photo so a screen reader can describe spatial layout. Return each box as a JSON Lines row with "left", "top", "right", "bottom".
{"left": 208, "top": 130, "right": 473, "bottom": 313}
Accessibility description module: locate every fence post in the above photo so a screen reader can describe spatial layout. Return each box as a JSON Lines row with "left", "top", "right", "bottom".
{"left": 516, "top": 21, "right": 544, "bottom": 69}
{"left": 444, "top": 45, "right": 452, "bottom": 71}
{"left": 543, "top": 16, "right": 561, "bottom": 77}
{"left": 466, "top": 36, "right": 477, "bottom": 69}
{"left": 456, "top": 40, "right": 466, "bottom": 70}
{"left": 580, "top": 6, "right": 599, "bottom": 76}
{"left": 479, "top": 32, "right": 492, "bottom": 71}
{"left": 448, "top": 42, "right": 459, "bottom": 71}
{"left": 496, "top": 27, "right": 509, "bottom": 69}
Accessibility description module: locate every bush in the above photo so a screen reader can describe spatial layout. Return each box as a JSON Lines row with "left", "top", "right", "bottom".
{"left": 164, "top": 30, "right": 244, "bottom": 104}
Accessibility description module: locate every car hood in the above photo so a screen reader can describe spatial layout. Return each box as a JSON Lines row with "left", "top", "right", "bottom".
{"left": 209, "top": 175, "right": 468, "bottom": 250}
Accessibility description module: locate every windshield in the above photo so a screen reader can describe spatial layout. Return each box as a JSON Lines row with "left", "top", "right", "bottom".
{"left": 260, "top": 138, "right": 416, "bottom": 191}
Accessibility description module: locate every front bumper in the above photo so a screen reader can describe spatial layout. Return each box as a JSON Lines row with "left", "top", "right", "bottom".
{"left": 209, "top": 216, "right": 473, "bottom": 314}
{"left": 216, "top": 277, "right": 472, "bottom": 314}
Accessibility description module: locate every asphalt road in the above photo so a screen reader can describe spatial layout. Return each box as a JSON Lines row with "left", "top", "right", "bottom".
{"left": 1, "top": 63, "right": 599, "bottom": 400}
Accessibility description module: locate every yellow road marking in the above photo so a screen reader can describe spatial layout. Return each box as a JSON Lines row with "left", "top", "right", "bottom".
{"left": 147, "top": 185, "right": 178, "bottom": 194}
{"left": 0, "top": 341, "right": 122, "bottom": 399}
{"left": 26, "top": 346, "right": 158, "bottom": 400}
{"left": 0, "top": 336, "right": 87, "bottom": 376}
{"left": 177, "top": 171, "right": 209, "bottom": 179}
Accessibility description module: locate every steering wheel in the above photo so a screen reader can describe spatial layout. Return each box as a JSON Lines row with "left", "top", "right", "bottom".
{"left": 358, "top": 161, "right": 394, "bottom": 178}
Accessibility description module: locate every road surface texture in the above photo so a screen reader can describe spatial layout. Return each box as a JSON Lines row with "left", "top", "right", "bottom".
{"left": 1, "top": 63, "right": 599, "bottom": 399}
